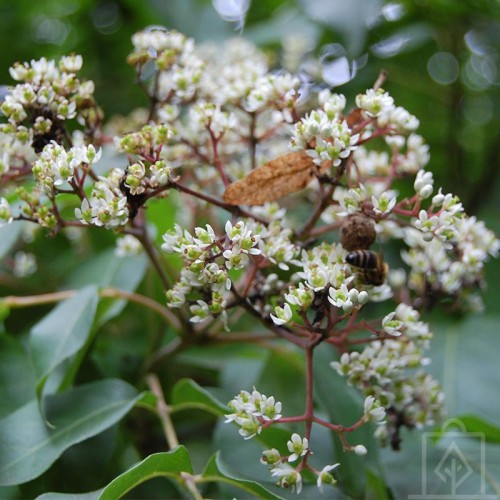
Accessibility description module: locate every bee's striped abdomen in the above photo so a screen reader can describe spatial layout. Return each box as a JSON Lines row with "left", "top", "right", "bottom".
{"left": 345, "top": 250, "right": 378, "bottom": 269}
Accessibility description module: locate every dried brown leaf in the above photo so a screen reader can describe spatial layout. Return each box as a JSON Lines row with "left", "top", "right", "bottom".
{"left": 223, "top": 151, "right": 318, "bottom": 206}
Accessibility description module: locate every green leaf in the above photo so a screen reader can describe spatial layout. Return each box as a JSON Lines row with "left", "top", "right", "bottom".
{"left": 170, "top": 378, "right": 228, "bottom": 416}
{"left": 0, "top": 334, "right": 36, "bottom": 418}
{"left": 426, "top": 316, "right": 500, "bottom": 425}
{"left": 29, "top": 286, "right": 98, "bottom": 400}
{"left": 64, "top": 249, "right": 148, "bottom": 326}
{"left": 365, "top": 469, "right": 390, "bottom": 500}
{"left": 98, "top": 448, "right": 193, "bottom": 500}
{"left": 444, "top": 415, "right": 500, "bottom": 444}
{"left": 0, "top": 222, "right": 24, "bottom": 259}
{"left": 201, "top": 452, "right": 284, "bottom": 500}
{"left": 0, "top": 379, "right": 141, "bottom": 486}
{"left": 314, "top": 343, "right": 379, "bottom": 498}
{"left": 257, "top": 350, "right": 305, "bottom": 417}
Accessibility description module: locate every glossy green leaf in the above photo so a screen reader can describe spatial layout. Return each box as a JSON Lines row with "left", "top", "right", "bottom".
{"left": 0, "top": 379, "right": 141, "bottom": 486}
{"left": 202, "top": 452, "right": 284, "bottom": 499}
{"left": 453, "top": 415, "right": 500, "bottom": 444}
{"left": 365, "top": 469, "right": 390, "bottom": 500}
{"left": 257, "top": 350, "right": 305, "bottom": 417}
{"left": 314, "top": 343, "right": 379, "bottom": 498}
{"left": 0, "top": 334, "right": 36, "bottom": 418}
{"left": 98, "top": 448, "right": 192, "bottom": 500}
{"left": 64, "top": 250, "right": 148, "bottom": 326}
{"left": 170, "top": 378, "right": 228, "bottom": 416}
{"left": 29, "top": 286, "right": 98, "bottom": 399}
{"left": 427, "top": 316, "right": 500, "bottom": 424}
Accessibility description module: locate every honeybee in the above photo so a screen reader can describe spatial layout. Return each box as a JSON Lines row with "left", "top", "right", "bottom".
{"left": 345, "top": 250, "right": 388, "bottom": 286}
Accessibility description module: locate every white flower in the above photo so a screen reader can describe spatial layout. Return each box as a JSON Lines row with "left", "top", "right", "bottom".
{"left": 382, "top": 311, "right": 403, "bottom": 336}
{"left": 271, "top": 463, "right": 303, "bottom": 494}
{"left": 414, "top": 170, "right": 434, "bottom": 198}
{"left": 328, "top": 284, "right": 360, "bottom": 312}
{"left": 236, "top": 415, "right": 262, "bottom": 439}
{"left": 270, "top": 303, "right": 293, "bottom": 325}
{"left": 13, "top": 251, "right": 37, "bottom": 277}
{"left": 287, "top": 433, "right": 309, "bottom": 462}
{"left": 261, "top": 448, "right": 281, "bottom": 466}
{"left": 223, "top": 245, "right": 250, "bottom": 270}
{"left": 189, "top": 300, "right": 211, "bottom": 323}
{"left": 318, "top": 89, "right": 346, "bottom": 117}
{"left": 0, "top": 198, "right": 13, "bottom": 225}
{"left": 356, "top": 88, "right": 394, "bottom": 117}
{"left": 363, "top": 396, "right": 386, "bottom": 422}
{"left": 59, "top": 54, "right": 83, "bottom": 73}
{"left": 372, "top": 191, "right": 397, "bottom": 215}
{"left": 316, "top": 464, "right": 339, "bottom": 493}
{"left": 115, "top": 235, "right": 143, "bottom": 257}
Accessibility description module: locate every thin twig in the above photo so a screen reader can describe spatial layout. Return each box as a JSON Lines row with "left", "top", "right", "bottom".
{"left": 146, "top": 373, "right": 179, "bottom": 449}
{"left": 3, "top": 287, "right": 181, "bottom": 330}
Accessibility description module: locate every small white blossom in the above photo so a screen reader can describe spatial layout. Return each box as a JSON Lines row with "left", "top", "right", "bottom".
{"left": 287, "top": 433, "right": 309, "bottom": 462}
{"left": 271, "top": 303, "right": 293, "bottom": 325}
{"left": 356, "top": 88, "right": 394, "bottom": 117}
{"left": 316, "top": 464, "right": 339, "bottom": 493}
{"left": 318, "top": 89, "right": 346, "bottom": 117}
{"left": 382, "top": 311, "right": 403, "bottom": 336}
{"left": 271, "top": 463, "right": 303, "bottom": 494}
{"left": 261, "top": 448, "right": 281, "bottom": 466}
{"left": 364, "top": 396, "right": 386, "bottom": 422}
{"left": 0, "top": 198, "right": 13, "bottom": 225}
{"left": 13, "top": 251, "right": 37, "bottom": 277}
{"left": 189, "top": 300, "right": 211, "bottom": 323}
{"left": 414, "top": 170, "right": 434, "bottom": 198}
{"left": 372, "top": 191, "right": 397, "bottom": 215}
{"left": 115, "top": 235, "right": 143, "bottom": 257}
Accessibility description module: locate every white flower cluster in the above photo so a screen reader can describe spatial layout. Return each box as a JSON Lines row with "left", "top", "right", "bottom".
{"left": 243, "top": 72, "right": 300, "bottom": 114}
{"left": 356, "top": 88, "right": 419, "bottom": 133}
{"left": 271, "top": 242, "right": 378, "bottom": 325}
{"left": 187, "top": 102, "right": 237, "bottom": 141}
{"left": 332, "top": 304, "right": 444, "bottom": 438}
{"left": 198, "top": 37, "right": 268, "bottom": 105}
{"left": 403, "top": 213, "right": 499, "bottom": 305}
{"left": 225, "top": 388, "right": 283, "bottom": 439}
{"left": 0, "top": 131, "right": 36, "bottom": 175}
{"left": 32, "top": 142, "right": 101, "bottom": 194}
{"left": 388, "top": 180, "right": 500, "bottom": 308}
{"left": 118, "top": 123, "right": 174, "bottom": 156}
{"left": 162, "top": 221, "right": 261, "bottom": 323}
{"left": 227, "top": 391, "right": 341, "bottom": 495}
{"left": 318, "top": 89, "right": 347, "bottom": 118}
{"left": 257, "top": 223, "right": 299, "bottom": 271}
{"left": 130, "top": 28, "right": 204, "bottom": 102}
{"left": 75, "top": 168, "right": 129, "bottom": 229}
{"left": 1, "top": 55, "right": 95, "bottom": 151}
{"left": 290, "top": 109, "right": 359, "bottom": 167}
